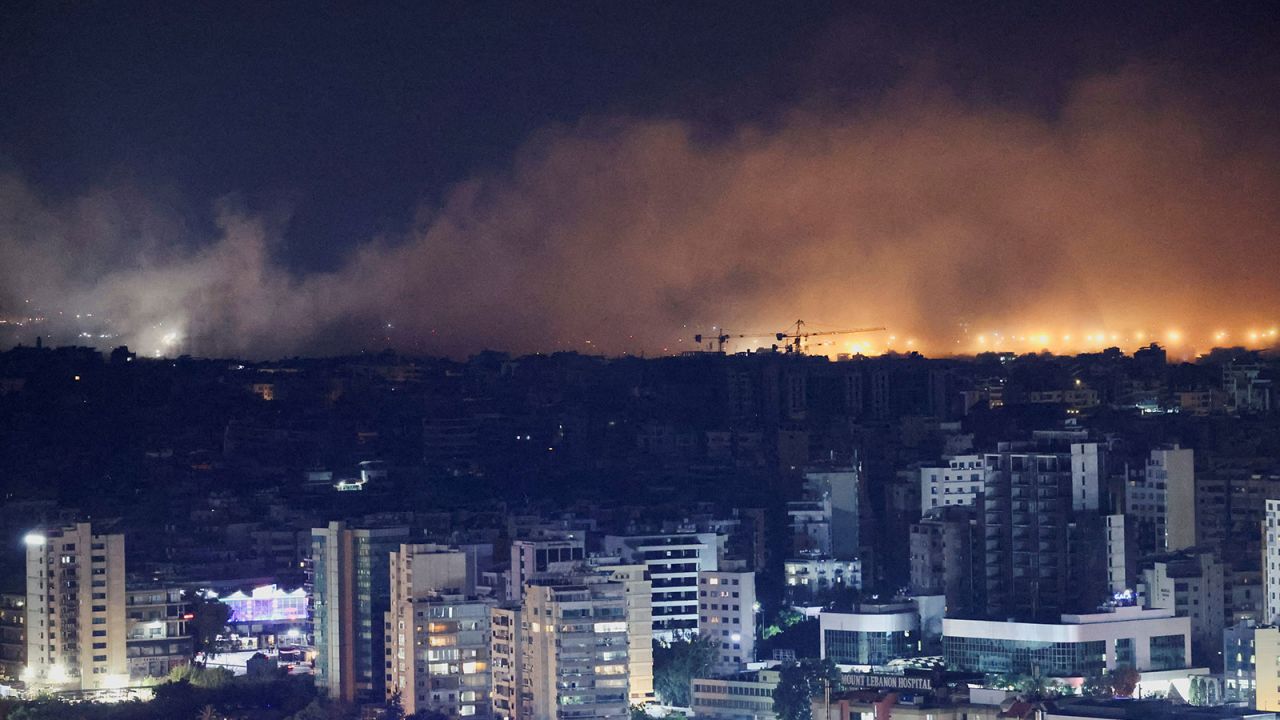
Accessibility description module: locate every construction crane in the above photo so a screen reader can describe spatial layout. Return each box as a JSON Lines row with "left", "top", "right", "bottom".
{"left": 775, "top": 320, "right": 887, "bottom": 354}
{"left": 692, "top": 329, "right": 777, "bottom": 353}
{"left": 695, "top": 321, "right": 886, "bottom": 354}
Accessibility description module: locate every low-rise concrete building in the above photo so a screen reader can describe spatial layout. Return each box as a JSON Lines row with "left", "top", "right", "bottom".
{"left": 943, "top": 605, "right": 1192, "bottom": 678}
{"left": 124, "top": 585, "right": 192, "bottom": 681}
{"left": 691, "top": 668, "right": 779, "bottom": 720}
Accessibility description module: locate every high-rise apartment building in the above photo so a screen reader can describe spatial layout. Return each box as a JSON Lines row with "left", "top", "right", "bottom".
{"left": 1106, "top": 515, "right": 1135, "bottom": 593}
{"left": 908, "top": 506, "right": 981, "bottom": 618}
{"left": 389, "top": 593, "right": 493, "bottom": 717}
{"left": 0, "top": 593, "right": 25, "bottom": 683}
{"left": 490, "top": 606, "right": 523, "bottom": 720}
{"left": 981, "top": 441, "right": 1107, "bottom": 621}
{"left": 696, "top": 570, "right": 756, "bottom": 676}
{"left": 1255, "top": 626, "right": 1280, "bottom": 711}
{"left": 1070, "top": 442, "right": 1106, "bottom": 512}
{"left": 522, "top": 577, "right": 631, "bottom": 720}
{"left": 312, "top": 521, "right": 411, "bottom": 702}
{"left": 385, "top": 543, "right": 489, "bottom": 717}
{"left": 1263, "top": 500, "right": 1280, "bottom": 624}
{"left": 596, "top": 564, "right": 653, "bottom": 705}
{"left": 23, "top": 522, "right": 127, "bottom": 691}
{"left": 603, "top": 533, "right": 718, "bottom": 641}
{"left": 1127, "top": 446, "right": 1196, "bottom": 554}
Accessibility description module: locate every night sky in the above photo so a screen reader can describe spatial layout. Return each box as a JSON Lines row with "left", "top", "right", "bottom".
{"left": 2, "top": 2, "right": 1279, "bottom": 358}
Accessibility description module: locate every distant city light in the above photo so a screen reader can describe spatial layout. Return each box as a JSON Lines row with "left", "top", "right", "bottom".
{"left": 23, "top": 533, "right": 45, "bottom": 546}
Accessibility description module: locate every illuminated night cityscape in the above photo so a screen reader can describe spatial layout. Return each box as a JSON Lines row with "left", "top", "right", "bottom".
{"left": 2, "top": 4, "right": 1280, "bottom": 720}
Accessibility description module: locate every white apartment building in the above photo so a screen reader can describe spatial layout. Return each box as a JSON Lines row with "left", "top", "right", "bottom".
{"left": 603, "top": 533, "right": 718, "bottom": 641}
{"left": 23, "top": 523, "right": 127, "bottom": 691}
{"left": 1264, "top": 500, "right": 1280, "bottom": 624}
{"left": 1106, "top": 515, "right": 1131, "bottom": 593}
{"left": 784, "top": 556, "right": 861, "bottom": 600}
{"left": 920, "top": 455, "right": 985, "bottom": 515}
{"left": 697, "top": 570, "right": 756, "bottom": 676}
{"left": 1127, "top": 446, "right": 1196, "bottom": 553}
{"left": 597, "top": 564, "right": 653, "bottom": 705}
{"left": 1070, "top": 442, "right": 1105, "bottom": 512}
{"left": 922, "top": 442, "right": 1103, "bottom": 517}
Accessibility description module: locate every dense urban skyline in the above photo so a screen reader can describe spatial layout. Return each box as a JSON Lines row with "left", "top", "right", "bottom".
{"left": 2, "top": 4, "right": 1279, "bottom": 358}
{"left": 3, "top": 7, "right": 1280, "bottom": 717}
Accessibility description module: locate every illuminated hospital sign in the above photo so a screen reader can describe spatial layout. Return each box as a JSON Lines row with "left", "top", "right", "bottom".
{"left": 841, "top": 673, "right": 937, "bottom": 692}
{"left": 223, "top": 584, "right": 307, "bottom": 623}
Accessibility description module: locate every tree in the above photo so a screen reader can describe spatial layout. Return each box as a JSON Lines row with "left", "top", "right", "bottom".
{"left": 186, "top": 592, "right": 232, "bottom": 659}
{"left": 773, "top": 659, "right": 842, "bottom": 720}
{"left": 653, "top": 635, "right": 718, "bottom": 706}
{"left": 1110, "top": 666, "right": 1141, "bottom": 698}
{"left": 383, "top": 691, "right": 406, "bottom": 720}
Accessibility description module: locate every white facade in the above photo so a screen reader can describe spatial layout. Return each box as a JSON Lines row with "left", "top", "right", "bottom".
{"left": 819, "top": 596, "right": 943, "bottom": 665}
{"left": 1139, "top": 550, "right": 1224, "bottom": 664}
{"left": 1106, "top": 515, "right": 1129, "bottom": 593}
{"left": 598, "top": 564, "right": 654, "bottom": 705}
{"left": 1070, "top": 442, "right": 1104, "bottom": 512}
{"left": 697, "top": 571, "right": 756, "bottom": 676}
{"left": 23, "top": 523, "right": 128, "bottom": 691}
{"left": 943, "top": 606, "right": 1191, "bottom": 675}
{"left": 1127, "top": 446, "right": 1196, "bottom": 552}
{"left": 786, "top": 500, "right": 832, "bottom": 556}
{"left": 603, "top": 533, "right": 719, "bottom": 642}
{"left": 784, "top": 556, "right": 861, "bottom": 597}
{"left": 920, "top": 455, "right": 984, "bottom": 515}
{"left": 1257, "top": 626, "right": 1280, "bottom": 711}
{"left": 1265, "top": 500, "right": 1280, "bottom": 624}
{"left": 691, "top": 669, "right": 780, "bottom": 720}
{"left": 820, "top": 607, "right": 918, "bottom": 635}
